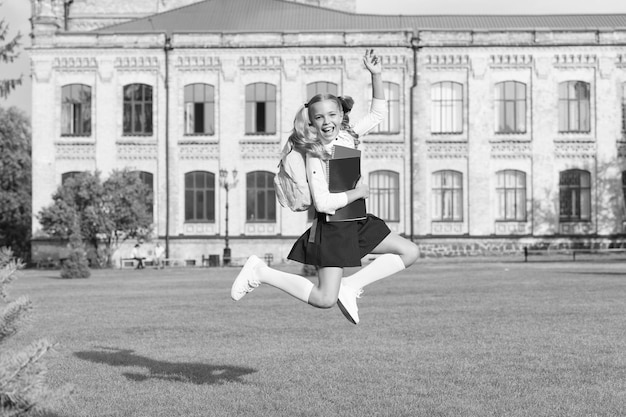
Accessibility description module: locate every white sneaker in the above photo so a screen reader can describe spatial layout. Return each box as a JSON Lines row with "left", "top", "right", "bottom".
{"left": 337, "top": 284, "right": 363, "bottom": 325}
{"left": 230, "top": 255, "right": 263, "bottom": 301}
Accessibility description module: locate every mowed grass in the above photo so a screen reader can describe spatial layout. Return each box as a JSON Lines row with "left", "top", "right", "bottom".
{"left": 7, "top": 258, "right": 626, "bottom": 417}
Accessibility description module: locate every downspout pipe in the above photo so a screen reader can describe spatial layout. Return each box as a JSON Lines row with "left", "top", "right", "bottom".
{"left": 63, "top": 0, "right": 73, "bottom": 31}
{"left": 409, "top": 34, "right": 419, "bottom": 242}
{"left": 164, "top": 35, "right": 172, "bottom": 257}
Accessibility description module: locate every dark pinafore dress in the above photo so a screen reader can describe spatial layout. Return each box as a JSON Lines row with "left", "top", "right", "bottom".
{"left": 287, "top": 199, "right": 390, "bottom": 268}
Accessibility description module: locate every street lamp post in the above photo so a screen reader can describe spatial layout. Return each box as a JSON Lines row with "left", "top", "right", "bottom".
{"left": 219, "top": 168, "right": 238, "bottom": 266}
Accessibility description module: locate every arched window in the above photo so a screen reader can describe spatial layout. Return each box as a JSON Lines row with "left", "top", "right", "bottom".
{"left": 496, "top": 170, "right": 526, "bottom": 221}
{"left": 61, "top": 171, "right": 83, "bottom": 184}
{"left": 372, "top": 82, "right": 400, "bottom": 134}
{"left": 558, "top": 81, "right": 590, "bottom": 133}
{"left": 369, "top": 170, "right": 399, "bottom": 221}
{"left": 184, "top": 83, "right": 215, "bottom": 135}
{"left": 431, "top": 82, "right": 463, "bottom": 134}
{"left": 61, "top": 84, "right": 91, "bottom": 136}
{"left": 123, "top": 84, "right": 153, "bottom": 135}
{"left": 495, "top": 81, "right": 526, "bottom": 134}
{"left": 432, "top": 170, "right": 463, "bottom": 221}
{"left": 184, "top": 171, "right": 215, "bottom": 222}
{"left": 246, "top": 171, "right": 276, "bottom": 222}
{"left": 133, "top": 171, "right": 154, "bottom": 218}
{"left": 245, "top": 83, "right": 276, "bottom": 134}
{"left": 307, "top": 81, "right": 338, "bottom": 99}
{"left": 559, "top": 169, "right": 591, "bottom": 221}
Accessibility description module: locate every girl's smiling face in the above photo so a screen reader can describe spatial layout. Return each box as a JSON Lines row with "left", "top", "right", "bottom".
{"left": 309, "top": 99, "right": 343, "bottom": 144}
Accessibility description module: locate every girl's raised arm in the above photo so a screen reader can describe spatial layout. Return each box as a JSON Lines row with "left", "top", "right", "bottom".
{"left": 363, "top": 49, "right": 384, "bottom": 100}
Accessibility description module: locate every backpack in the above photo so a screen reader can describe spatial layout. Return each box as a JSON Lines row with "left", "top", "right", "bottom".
{"left": 274, "top": 140, "right": 311, "bottom": 212}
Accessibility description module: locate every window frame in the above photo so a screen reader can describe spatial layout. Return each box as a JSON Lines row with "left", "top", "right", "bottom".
{"left": 245, "top": 83, "right": 277, "bottom": 135}
{"left": 369, "top": 170, "right": 400, "bottom": 222}
{"left": 306, "top": 81, "right": 338, "bottom": 99}
{"left": 558, "top": 81, "right": 591, "bottom": 134}
{"left": 123, "top": 83, "right": 153, "bottom": 136}
{"left": 431, "top": 81, "right": 463, "bottom": 134}
{"left": 184, "top": 83, "right": 215, "bottom": 136}
{"left": 432, "top": 170, "right": 463, "bottom": 222}
{"left": 559, "top": 169, "right": 591, "bottom": 222}
{"left": 61, "top": 84, "right": 92, "bottom": 137}
{"left": 495, "top": 81, "right": 527, "bottom": 134}
{"left": 495, "top": 170, "right": 527, "bottom": 221}
{"left": 184, "top": 171, "right": 216, "bottom": 223}
{"left": 246, "top": 171, "right": 276, "bottom": 223}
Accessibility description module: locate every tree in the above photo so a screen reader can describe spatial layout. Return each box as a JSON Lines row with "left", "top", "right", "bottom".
{"left": 0, "top": 107, "right": 31, "bottom": 261}
{"left": 38, "top": 169, "right": 153, "bottom": 267}
{"left": 0, "top": 6, "right": 22, "bottom": 98}
{"left": 0, "top": 247, "right": 71, "bottom": 415}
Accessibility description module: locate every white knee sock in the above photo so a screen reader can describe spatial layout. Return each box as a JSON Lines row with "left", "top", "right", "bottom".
{"left": 342, "top": 253, "right": 406, "bottom": 290}
{"left": 255, "top": 264, "right": 314, "bottom": 303}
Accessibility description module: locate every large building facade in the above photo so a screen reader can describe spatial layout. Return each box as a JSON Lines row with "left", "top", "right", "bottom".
{"left": 29, "top": 0, "right": 626, "bottom": 264}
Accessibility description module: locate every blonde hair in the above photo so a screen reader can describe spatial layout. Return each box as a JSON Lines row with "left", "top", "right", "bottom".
{"left": 289, "top": 94, "right": 360, "bottom": 160}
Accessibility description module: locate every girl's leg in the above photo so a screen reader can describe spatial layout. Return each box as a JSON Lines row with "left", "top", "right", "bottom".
{"left": 343, "top": 233, "right": 419, "bottom": 290}
{"left": 338, "top": 233, "right": 419, "bottom": 324}
{"left": 231, "top": 256, "right": 343, "bottom": 309}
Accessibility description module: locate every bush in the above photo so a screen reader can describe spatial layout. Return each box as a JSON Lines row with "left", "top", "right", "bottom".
{"left": 60, "top": 232, "right": 90, "bottom": 279}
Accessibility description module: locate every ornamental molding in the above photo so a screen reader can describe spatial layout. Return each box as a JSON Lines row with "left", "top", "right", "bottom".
{"left": 240, "top": 141, "right": 281, "bottom": 159}
{"left": 239, "top": 56, "right": 282, "bottom": 71}
{"left": 489, "top": 54, "right": 533, "bottom": 67}
{"left": 553, "top": 53, "right": 597, "bottom": 68}
{"left": 426, "top": 141, "right": 468, "bottom": 159}
{"left": 423, "top": 55, "right": 470, "bottom": 70}
{"left": 116, "top": 142, "right": 158, "bottom": 160}
{"left": 301, "top": 55, "right": 345, "bottom": 70}
{"left": 175, "top": 56, "right": 220, "bottom": 69}
{"left": 489, "top": 141, "right": 532, "bottom": 159}
{"left": 179, "top": 143, "right": 220, "bottom": 159}
{"left": 378, "top": 55, "right": 408, "bottom": 71}
{"left": 362, "top": 142, "right": 405, "bottom": 159}
{"left": 115, "top": 56, "right": 160, "bottom": 69}
{"left": 55, "top": 142, "right": 96, "bottom": 160}
{"left": 554, "top": 140, "right": 596, "bottom": 159}
{"left": 53, "top": 57, "right": 98, "bottom": 70}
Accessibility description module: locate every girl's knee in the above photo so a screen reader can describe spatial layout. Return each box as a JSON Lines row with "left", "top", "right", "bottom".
{"left": 402, "top": 241, "right": 420, "bottom": 266}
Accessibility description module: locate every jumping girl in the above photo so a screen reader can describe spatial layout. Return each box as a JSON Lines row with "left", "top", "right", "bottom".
{"left": 231, "top": 49, "right": 419, "bottom": 324}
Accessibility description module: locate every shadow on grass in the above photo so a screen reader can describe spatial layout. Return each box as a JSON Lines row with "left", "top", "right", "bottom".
{"left": 75, "top": 347, "right": 256, "bottom": 385}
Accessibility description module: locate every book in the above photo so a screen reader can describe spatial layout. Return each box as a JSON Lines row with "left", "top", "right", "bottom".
{"left": 332, "top": 145, "right": 361, "bottom": 159}
{"left": 328, "top": 151, "right": 367, "bottom": 222}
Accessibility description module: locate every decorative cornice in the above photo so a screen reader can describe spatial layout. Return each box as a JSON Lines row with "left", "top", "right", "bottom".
{"left": 240, "top": 140, "right": 281, "bottom": 159}
{"left": 53, "top": 57, "right": 98, "bottom": 70}
{"left": 239, "top": 56, "right": 282, "bottom": 70}
{"left": 362, "top": 141, "right": 405, "bottom": 159}
{"left": 301, "top": 55, "right": 344, "bottom": 70}
{"left": 423, "top": 54, "right": 470, "bottom": 70}
{"left": 554, "top": 140, "right": 596, "bottom": 159}
{"left": 490, "top": 141, "right": 532, "bottom": 159}
{"left": 553, "top": 53, "right": 597, "bottom": 68}
{"left": 115, "top": 56, "right": 160, "bottom": 69}
{"left": 179, "top": 142, "right": 220, "bottom": 159}
{"left": 426, "top": 141, "right": 468, "bottom": 159}
{"left": 175, "top": 55, "right": 220, "bottom": 69}
{"left": 489, "top": 54, "right": 533, "bottom": 67}
{"left": 55, "top": 142, "right": 96, "bottom": 160}
{"left": 116, "top": 141, "right": 158, "bottom": 160}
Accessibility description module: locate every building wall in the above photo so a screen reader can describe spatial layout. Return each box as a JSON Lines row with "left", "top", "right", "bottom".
{"left": 29, "top": 5, "right": 626, "bottom": 264}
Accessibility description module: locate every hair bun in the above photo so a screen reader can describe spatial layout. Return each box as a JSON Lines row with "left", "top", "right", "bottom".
{"left": 337, "top": 95, "right": 354, "bottom": 113}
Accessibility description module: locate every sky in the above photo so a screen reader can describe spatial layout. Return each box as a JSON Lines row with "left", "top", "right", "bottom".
{"left": 1, "top": 0, "right": 625, "bottom": 116}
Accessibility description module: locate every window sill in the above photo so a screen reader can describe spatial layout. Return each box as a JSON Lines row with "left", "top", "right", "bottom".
{"left": 184, "top": 221, "right": 216, "bottom": 224}
{"left": 61, "top": 134, "right": 92, "bottom": 138}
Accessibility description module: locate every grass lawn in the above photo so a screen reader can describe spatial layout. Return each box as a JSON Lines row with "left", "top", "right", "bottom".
{"left": 7, "top": 258, "right": 626, "bottom": 417}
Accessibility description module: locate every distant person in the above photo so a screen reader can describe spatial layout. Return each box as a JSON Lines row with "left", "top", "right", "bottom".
{"left": 154, "top": 242, "right": 165, "bottom": 269}
{"left": 131, "top": 243, "right": 145, "bottom": 270}
{"left": 230, "top": 50, "right": 419, "bottom": 324}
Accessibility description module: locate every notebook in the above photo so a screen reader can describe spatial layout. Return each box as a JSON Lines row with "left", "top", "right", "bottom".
{"left": 328, "top": 146, "right": 366, "bottom": 222}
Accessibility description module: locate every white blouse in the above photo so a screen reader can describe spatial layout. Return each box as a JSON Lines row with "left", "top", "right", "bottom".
{"left": 306, "top": 98, "right": 387, "bottom": 215}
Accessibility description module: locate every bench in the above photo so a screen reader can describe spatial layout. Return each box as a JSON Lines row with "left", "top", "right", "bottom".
{"left": 523, "top": 246, "right": 626, "bottom": 262}
{"left": 201, "top": 254, "right": 221, "bottom": 267}
{"left": 120, "top": 258, "right": 154, "bottom": 268}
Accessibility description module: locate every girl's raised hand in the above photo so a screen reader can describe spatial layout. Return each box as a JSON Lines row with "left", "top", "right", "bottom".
{"left": 363, "top": 49, "right": 382, "bottom": 74}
